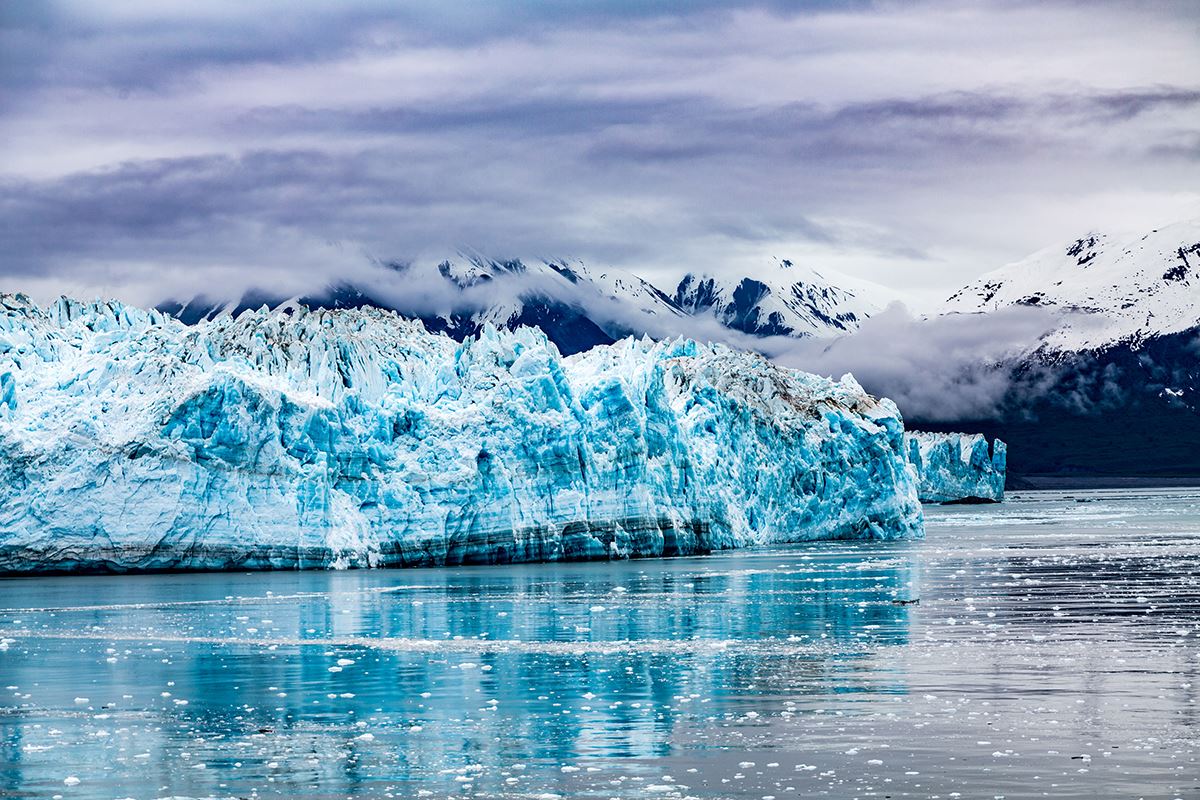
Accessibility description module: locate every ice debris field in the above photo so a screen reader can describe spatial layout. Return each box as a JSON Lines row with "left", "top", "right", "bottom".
{"left": 1, "top": 489, "right": 1197, "bottom": 799}
{"left": 0, "top": 296, "right": 1000, "bottom": 574}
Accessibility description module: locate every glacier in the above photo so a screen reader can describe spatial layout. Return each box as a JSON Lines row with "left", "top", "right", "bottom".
{"left": 905, "top": 432, "right": 1006, "bottom": 504}
{"left": 0, "top": 295, "right": 923, "bottom": 574}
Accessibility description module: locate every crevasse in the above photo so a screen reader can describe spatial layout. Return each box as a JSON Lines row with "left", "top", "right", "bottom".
{"left": 0, "top": 295, "right": 923, "bottom": 573}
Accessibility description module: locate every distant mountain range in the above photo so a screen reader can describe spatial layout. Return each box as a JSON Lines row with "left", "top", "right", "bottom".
{"left": 923, "top": 219, "right": 1200, "bottom": 482}
{"left": 673, "top": 258, "right": 888, "bottom": 338}
{"left": 158, "top": 219, "right": 1200, "bottom": 482}
{"left": 158, "top": 253, "right": 889, "bottom": 354}
{"left": 161, "top": 255, "right": 676, "bottom": 355}
{"left": 944, "top": 219, "right": 1200, "bottom": 351}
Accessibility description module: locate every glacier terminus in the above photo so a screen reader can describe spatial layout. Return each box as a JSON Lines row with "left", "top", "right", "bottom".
{"left": 0, "top": 296, "right": 943, "bottom": 574}
{"left": 905, "top": 432, "right": 1007, "bottom": 504}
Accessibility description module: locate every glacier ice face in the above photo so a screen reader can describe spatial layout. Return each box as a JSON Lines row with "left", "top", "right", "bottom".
{"left": 905, "top": 431, "right": 1006, "bottom": 504}
{"left": 0, "top": 294, "right": 922, "bottom": 574}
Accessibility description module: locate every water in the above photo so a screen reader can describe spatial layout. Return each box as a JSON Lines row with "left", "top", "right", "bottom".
{"left": 1, "top": 488, "right": 1198, "bottom": 799}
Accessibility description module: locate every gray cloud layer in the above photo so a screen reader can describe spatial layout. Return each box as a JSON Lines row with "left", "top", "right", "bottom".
{"left": 767, "top": 304, "right": 1064, "bottom": 421}
{"left": 2, "top": 0, "right": 1199, "bottom": 308}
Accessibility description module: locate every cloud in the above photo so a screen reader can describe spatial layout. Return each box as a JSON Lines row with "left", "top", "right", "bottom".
{"left": 764, "top": 304, "right": 1065, "bottom": 421}
{"left": 318, "top": 262, "right": 1083, "bottom": 427}
{"left": 2, "top": 0, "right": 1200, "bottom": 306}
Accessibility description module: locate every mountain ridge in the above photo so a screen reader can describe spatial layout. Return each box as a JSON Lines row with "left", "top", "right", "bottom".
{"left": 909, "top": 219, "right": 1200, "bottom": 480}
{"left": 158, "top": 252, "right": 892, "bottom": 354}
{"left": 942, "top": 219, "right": 1200, "bottom": 352}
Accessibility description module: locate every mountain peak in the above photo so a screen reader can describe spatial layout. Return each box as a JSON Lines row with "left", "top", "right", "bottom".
{"left": 674, "top": 262, "right": 891, "bottom": 338}
{"left": 158, "top": 251, "right": 900, "bottom": 352}
{"left": 943, "top": 218, "right": 1200, "bottom": 350}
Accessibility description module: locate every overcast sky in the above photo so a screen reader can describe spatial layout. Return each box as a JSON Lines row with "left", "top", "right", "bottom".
{"left": 3, "top": 0, "right": 1199, "bottom": 309}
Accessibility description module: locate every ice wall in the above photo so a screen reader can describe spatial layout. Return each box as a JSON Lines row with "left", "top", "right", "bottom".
{"left": 0, "top": 295, "right": 923, "bottom": 573}
{"left": 905, "top": 431, "right": 1006, "bottom": 504}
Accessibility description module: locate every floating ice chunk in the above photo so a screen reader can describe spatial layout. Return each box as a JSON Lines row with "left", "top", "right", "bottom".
{"left": 905, "top": 431, "right": 1006, "bottom": 504}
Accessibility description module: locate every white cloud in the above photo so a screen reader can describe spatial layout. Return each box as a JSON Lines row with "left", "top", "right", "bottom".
{"left": 1, "top": 0, "right": 1198, "bottom": 303}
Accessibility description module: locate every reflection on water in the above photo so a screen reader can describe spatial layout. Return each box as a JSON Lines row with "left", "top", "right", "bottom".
{"left": 1, "top": 488, "right": 1199, "bottom": 798}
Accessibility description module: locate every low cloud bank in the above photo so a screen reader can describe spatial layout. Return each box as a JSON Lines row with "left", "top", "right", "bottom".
{"left": 117, "top": 258, "right": 1187, "bottom": 426}
{"left": 161, "top": 262, "right": 1068, "bottom": 423}
{"left": 761, "top": 304, "right": 1065, "bottom": 422}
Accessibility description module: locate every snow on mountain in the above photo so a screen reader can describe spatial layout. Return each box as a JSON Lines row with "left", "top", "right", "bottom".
{"left": 160, "top": 253, "right": 685, "bottom": 357}
{"left": 160, "top": 253, "right": 898, "bottom": 354}
{"left": 0, "top": 294, "right": 922, "bottom": 574}
{"left": 907, "top": 218, "right": 1200, "bottom": 480}
{"left": 412, "top": 251, "right": 684, "bottom": 328}
{"left": 943, "top": 219, "right": 1200, "bottom": 351}
{"left": 673, "top": 258, "right": 893, "bottom": 339}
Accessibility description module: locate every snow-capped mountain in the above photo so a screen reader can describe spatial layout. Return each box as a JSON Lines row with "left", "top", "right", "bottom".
{"left": 160, "top": 252, "right": 895, "bottom": 354}
{"left": 161, "top": 253, "right": 687, "bottom": 356}
{"left": 673, "top": 258, "right": 891, "bottom": 338}
{"left": 944, "top": 219, "right": 1200, "bottom": 350}
{"left": 910, "top": 218, "right": 1200, "bottom": 481}
{"left": 386, "top": 253, "right": 687, "bottom": 353}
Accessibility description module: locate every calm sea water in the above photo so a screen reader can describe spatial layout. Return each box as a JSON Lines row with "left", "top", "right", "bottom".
{"left": 2, "top": 489, "right": 1199, "bottom": 799}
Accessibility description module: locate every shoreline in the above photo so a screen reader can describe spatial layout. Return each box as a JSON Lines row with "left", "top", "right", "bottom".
{"left": 1009, "top": 475, "right": 1200, "bottom": 490}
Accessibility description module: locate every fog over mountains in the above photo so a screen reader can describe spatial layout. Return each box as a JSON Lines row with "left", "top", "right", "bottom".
{"left": 160, "top": 253, "right": 892, "bottom": 354}
{"left": 157, "top": 218, "right": 1200, "bottom": 482}
{"left": 798, "top": 220, "right": 1200, "bottom": 482}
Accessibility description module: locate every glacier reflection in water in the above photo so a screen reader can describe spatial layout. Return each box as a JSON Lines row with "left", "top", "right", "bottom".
{"left": 2, "top": 488, "right": 1199, "bottom": 798}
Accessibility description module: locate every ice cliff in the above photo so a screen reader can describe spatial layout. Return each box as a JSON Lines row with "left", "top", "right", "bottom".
{"left": 905, "top": 432, "right": 1006, "bottom": 504}
{"left": 0, "top": 295, "right": 923, "bottom": 574}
